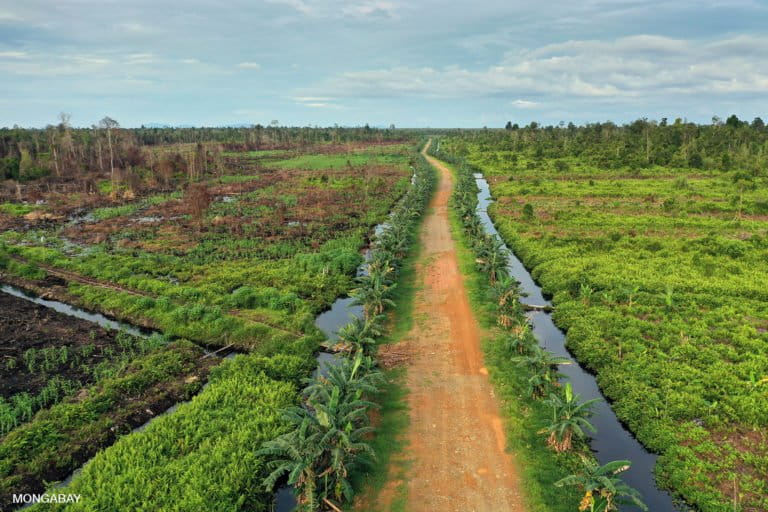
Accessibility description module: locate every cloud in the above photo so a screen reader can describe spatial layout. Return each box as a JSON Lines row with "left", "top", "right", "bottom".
{"left": 265, "top": 0, "right": 315, "bottom": 16}
{"left": 118, "top": 22, "right": 156, "bottom": 34}
{"left": 293, "top": 95, "right": 340, "bottom": 108}
{"left": 341, "top": 1, "right": 400, "bottom": 19}
{"left": 0, "top": 51, "right": 28, "bottom": 59}
{"left": 237, "top": 61, "right": 261, "bottom": 69}
{"left": 127, "top": 53, "right": 156, "bottom": 64}
{"left": 292, "top": 96, "right": 332, "bottom": 102}
{"left": 233, "top": 108, "right": 263, "bottom": 117}
{"left": 307, "top": 34, "right": 768, "bottom": 102}
{"left": 511, "top": 99, "right": 538, "bottom": 108}
{"left": 266, "top": 0, "right": 403, "bottom": 18}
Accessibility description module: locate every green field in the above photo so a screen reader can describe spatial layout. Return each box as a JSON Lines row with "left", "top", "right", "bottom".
{"left": 0, "top": 135, "right": 424, "bottom": 511}
{"left": 438, "top": 126, "right": 768, "bottom": 511}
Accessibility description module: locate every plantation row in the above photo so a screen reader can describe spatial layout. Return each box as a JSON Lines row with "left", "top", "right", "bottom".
{"left": 436, "top": 146, "right": 647, "bottom": 512}
{"left": 438, "top": 130, "right": 768, "bottom": 512}
{"left": 16, "top": 145, "right": 434, "bottom": 511}
{"left": 259, "top": 146, "right": 436, "bottom": 511}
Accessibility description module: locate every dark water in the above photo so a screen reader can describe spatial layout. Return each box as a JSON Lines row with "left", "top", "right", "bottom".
{"left": 474, "top": 173, "right": 684, "bottom": 511}
{"left": 314, "top": 297, "right": 364, "bottom": 342}
{"left": 276, "top": 224, "right": 384, "bottom": 510}
{"left": 1, "top": 283, "right": 148, "bottom": 337}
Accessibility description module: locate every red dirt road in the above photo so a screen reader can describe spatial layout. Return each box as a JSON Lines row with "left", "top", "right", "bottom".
{"left": 371, "top": 145, "right": 525, "bottom": 511}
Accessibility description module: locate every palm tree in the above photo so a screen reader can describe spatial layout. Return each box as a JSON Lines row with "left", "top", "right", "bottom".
{"left": 541, "top": 383, "right": 599, "bottom": 453}
{"left": 260, "top": 407, "right": 324, "bottom": 510}
{"left": 312, "top": 386, "right": 376, "bottom": 503}
{"left": 622, "top": 285, "right": 641, "bottom": 308}
{"left": 475, "top": 234, "right": 509, "bottom": 284}
{"left": 555, "top": 457, "right": 648, "bottom": 512}
{"left": 512, "top": 345, "right": 571, "bottom": 398}
{"left": 352, "top": 265, "right": 397, "bottom": 319}
{"left": 335, "top": 316, "right": 377, "bottom": 355}
{"left": 490, "top": 277, "right": 522, "bottom": 328}
{"left": 504, "top": 321, "right": 532, "bottom": 355}
{"left": 305, "top": 351, "right": 383, "bottom": 405}
{"left": 261, "top": 378, "right": 377, "bottom": 509}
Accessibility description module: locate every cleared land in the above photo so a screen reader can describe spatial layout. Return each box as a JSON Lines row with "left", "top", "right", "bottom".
{"left": 0, "top": 134, "right": 415, "bottom": 511}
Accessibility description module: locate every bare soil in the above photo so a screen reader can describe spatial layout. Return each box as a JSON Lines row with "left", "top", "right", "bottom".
{"left": 366, "top": 147, "right": 525, "bottom": 511}
{"left": 0, "top": 290, "right": 136, "bottom": 398}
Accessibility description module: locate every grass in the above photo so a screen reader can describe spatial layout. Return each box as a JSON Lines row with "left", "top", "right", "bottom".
{"left": 271, "top": 152, "right": 409, "bottom": 171}
{"left": 351, "top": 367, "right": 411, "bottom": 512}
{"left": 0, "top": 202, "right": 36, "bottom": 216}
{"left": 350, "top": 152, "right": 435, "bottom": 510}
{"left": 378, "top": 233, "right": 423, "bottom": 346}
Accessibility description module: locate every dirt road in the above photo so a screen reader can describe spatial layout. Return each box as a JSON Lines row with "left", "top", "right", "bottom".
{"left": 372, "top": 145, "right": 525, "bottom": 511}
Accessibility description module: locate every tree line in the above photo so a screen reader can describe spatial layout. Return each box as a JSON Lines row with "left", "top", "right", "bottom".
{"left": 450, "top": 115, "right": 768, "bottom": 173}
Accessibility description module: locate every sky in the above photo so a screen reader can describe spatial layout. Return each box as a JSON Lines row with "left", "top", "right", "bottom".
{"left": 0, "top": 0, "right": 767, "bottom": 128}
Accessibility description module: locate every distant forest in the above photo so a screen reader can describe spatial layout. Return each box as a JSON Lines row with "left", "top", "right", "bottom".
{"left": 0, "top": 118, "right": 405, "bottom": 187}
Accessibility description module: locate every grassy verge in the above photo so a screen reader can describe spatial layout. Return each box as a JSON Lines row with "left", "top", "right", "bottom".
{"left": 442, "top": 159, "right": 581, "bottom": 512}
{"left": 350, "top": 154, "right": 434, "bottom": 511}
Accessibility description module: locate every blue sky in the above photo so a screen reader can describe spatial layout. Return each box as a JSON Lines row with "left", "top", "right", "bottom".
{"left": 0, "top": 0, "right": 766, "bottom": 127}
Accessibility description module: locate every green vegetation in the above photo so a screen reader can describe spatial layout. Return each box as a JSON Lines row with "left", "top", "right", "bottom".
{"left": 555, "top": 458, "right": 647, "bottom": 512}
{"left": 1, "top": 340, "right": 210, "bottom": 505}
{"left": 1, "top": 142, "right": 416, "bottom": 355}
{"left": 0, "top": 137, "right": 431, "bottom": 511}
{"left": 0, "top": 203, "right": 35, "bottom": 216}
{"left": 0, "top": 134, "right": 429, "bottom": 511}
{"left": 441, "top": 153, "right": 643, "bottom": 512}
{"left": 437, "top": 122, "right": 768, "bottom": 511}
{"left": 30, "top": 354, "right": 300, "bottom": 512}
{"left": 259, "top": 147, "right": 435, "bottom": 511}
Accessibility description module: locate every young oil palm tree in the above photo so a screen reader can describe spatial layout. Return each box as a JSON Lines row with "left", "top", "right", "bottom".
{"left": 475, "top": 234, "right": 509, "bottom": 284}
{"left": 541, "top": 382, "right": 599, "bottom": 453}
{"left": 512, "top": 345, "right": 571, "bottom": 398}
{"left": 335, "top": 316, "right": 377, "bottom": 355}
{"left": 503, "top": 321, "right": 533, "bottom": 355}
{"left": 259, "top": 407, "right": 324, "bottom": 511}
{"left": 555, "top": 457, "right": 648, "bottom": 512}
{"left": 312, "top": 386, "right": 376, "bottom": 503}
{"left": 351, "top": 267, "right": 397, "bottom": 319}
{"left": 490, "top": 276, "right": 522, "bottom": 328}
{"left": 305, "top": 351, "right": 383, "bottom": 406}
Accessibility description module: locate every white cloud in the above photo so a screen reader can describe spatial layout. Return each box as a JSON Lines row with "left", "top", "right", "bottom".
{"left": 0, "top": 11, "right": 22, "bottom": 22}
{"left": 180, "top": 58, "right": 200, "bottom": 64}
{"left": 126, "top": 53, "right": 156, "bottom": 64}
{"left": 266, "top": 0, "right": 403, "bottom": 18}
{"left": 307, "top": 34, "right": 768, "bottom": 102}
{"left": 341, "top": 1, "right": 400, "bottom": 18}
{"left": 511, "top": 99, "right": 538, "bottom": 108}
{"left": 118, "top": 22, "right": 156, "bottom": 33}
{"left": 293, "top": 96, "right": 332, "bottom": 102}
{"left": 0, "top": 51, "right": 28, "bottom": 59}
{"left": 265, "top": 0, "right": 315, "bottom": 15}
{"left": 237, "top": 61, "right": 261, "bottom": 69}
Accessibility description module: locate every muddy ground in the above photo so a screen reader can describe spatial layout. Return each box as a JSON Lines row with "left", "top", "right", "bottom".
{"left": 1, "top": 290, "right": 141, "bottom": 399}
